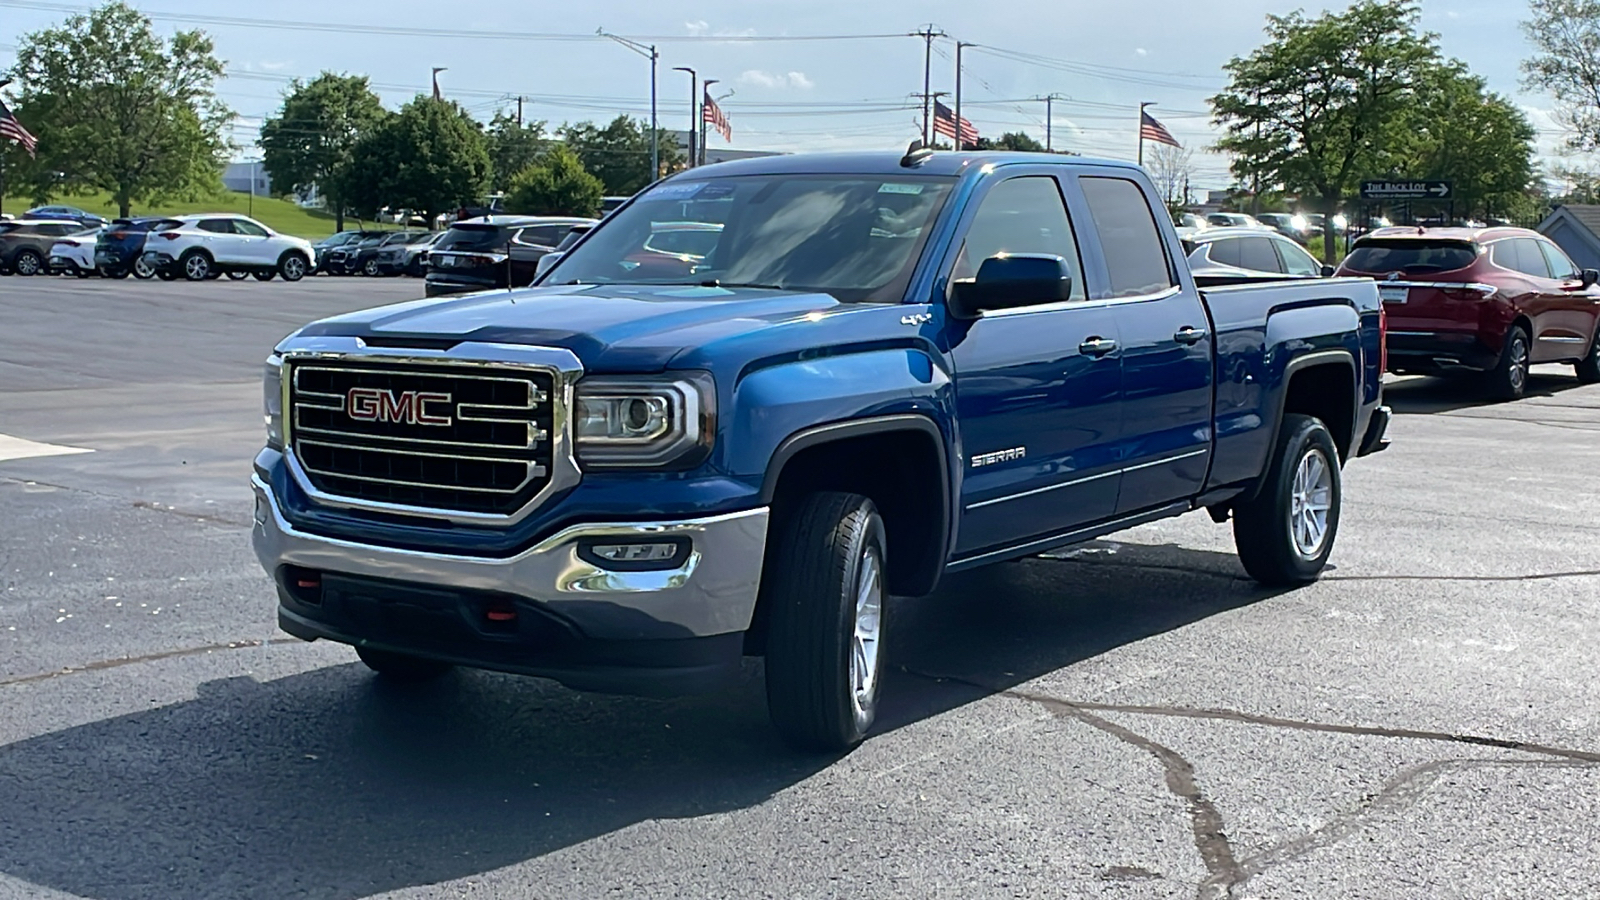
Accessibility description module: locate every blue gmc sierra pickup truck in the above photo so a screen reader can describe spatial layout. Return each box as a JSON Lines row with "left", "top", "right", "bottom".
{"left": 253, "top": 148, "right": 1390, "bottom": 751}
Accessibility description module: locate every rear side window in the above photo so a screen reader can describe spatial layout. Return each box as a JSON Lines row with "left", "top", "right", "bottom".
{"left": 1080, "top": 177, "right": 1177, "bottom": 297}
{"left": 517, "top": 225, "right": 569, "bottom": 248}
{"left": 1237, "top": 236, "right": 1283, "bottom": 273}
{"left": 1343, "top": 240, "right": 1478, "bottom": 275}
{"left": 1491, "top": 239, "right": 1551, "bottom": 278}
{"left": 1205, "top": 239, "right": 1242, "bottom": 268}
{"left": 197, "top": 219, "right": 234, "bottom": 234}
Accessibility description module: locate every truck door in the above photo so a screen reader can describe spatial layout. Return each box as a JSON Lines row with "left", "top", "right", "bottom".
{"left": 948, "top": 173, "right": 1124, "bottom": 557}
{"left": 1076, "top": 176, "right": 1214, "bottom": 514}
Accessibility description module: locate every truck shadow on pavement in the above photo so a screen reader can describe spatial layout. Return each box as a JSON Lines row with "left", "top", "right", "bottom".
{"left": 0, "top": 542, "right": 1278, "bottom": 900}
{"left": 1385, "top": 370, "right": 1585, "bottom": 414}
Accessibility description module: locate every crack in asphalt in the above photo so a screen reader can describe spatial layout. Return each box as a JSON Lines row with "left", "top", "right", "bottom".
{"left": 1433, "top": 412, "right": 1600, "bottom": 432}
{"left": 0, "top": 475, "right": 250, "bottom": 528}
{"left": 1032, "top": 555, "right": 1600, "bottom": 586}
{"left": 0, "top": 638, "right": 301, "bottom": 687}
{"left": 1210, "top": 758, "right": 1598, "bottom": 897}
{"left": 901, "top": 669, "right": 1600, "bottom": 898}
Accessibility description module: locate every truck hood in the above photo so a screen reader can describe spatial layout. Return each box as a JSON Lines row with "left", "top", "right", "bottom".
{"left": 291, "top": 283, "right": 887, "bottom": 372}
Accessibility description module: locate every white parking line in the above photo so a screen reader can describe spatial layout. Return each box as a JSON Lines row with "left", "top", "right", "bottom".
{"left": 0, "top": 434, "right": 94, "bottom": 463}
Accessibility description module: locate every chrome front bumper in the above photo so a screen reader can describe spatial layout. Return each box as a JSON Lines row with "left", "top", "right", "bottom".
{"left": 251, "top": 475, "right": 770, "bottom": 641}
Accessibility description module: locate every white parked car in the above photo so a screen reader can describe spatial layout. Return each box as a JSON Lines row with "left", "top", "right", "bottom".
{"left": 47, "top": 226, "right": 102, "bottom": 277}
{"left": 141, "top": 214, "right": 315, "bottom": 282}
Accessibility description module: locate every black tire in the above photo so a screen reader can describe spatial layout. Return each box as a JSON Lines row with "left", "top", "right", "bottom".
{"left": 1486, "top": 325, "right": 1531, "bottom": 401}
{"left": 74, "top": 265, "right": 92, "bottom": 278}
{"left": 355, "top": 646, "right": 454, "bottom": 682}
{"left": 1574, "top": 326, "right": 1600, "bottom": 384}
{"left": 763, "top": 492, "right": 888, "bottom": 753}
{"left": 252, "top": 269, "right": 276, "bottom": 282}
{"left": 226, "top": 269, "right": 249, "bottom": 281}
{"left": 156, "top": 269, "right": 177, "bottom": 281}
{"left": 278, "top": 252, "right": 309, "bottom": 282}
{"left": 12, "top": 249, "right": 43, "bottom": 276}
{"left": 1232, "top": 413, "right": 1342, "bottom": 586}
{"left": 179, "top": 249, "right": 212, "bottom": 281}
{"left": 132, "top": 257, "right": 155, "bottom": 279}
{"left": 363, "top": 257, "right": 380, "bottom": 277}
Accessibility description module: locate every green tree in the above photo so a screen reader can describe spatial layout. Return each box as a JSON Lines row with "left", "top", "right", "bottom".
{"left": 1523, "top": 0, "right": 1600, "bottom": 151}
{"left": 10, "top": 0, "right": 232, "bottom": 218}
{"left": 1211, "top": 0, "right": 1442, "bottom": 261}
{"left": 486, "top": 110, "right": 548, "bottom": 193}
{"left": 504, "top": 144, "right": 604, "bottom": 217}
{"left": 259, "top": 72, "right": 388, "bottom": 231}
{"left": 561, "top": 115, "right": 684, "bottom": 195}
{"left": 974, "top": 131, "right": 1047, "bottom": 152}
{"left": 1407, "top": 65, "right": 1537, "bottom": 220}
{"left": 346, "top": 96, "right": 489, "bottom": 224}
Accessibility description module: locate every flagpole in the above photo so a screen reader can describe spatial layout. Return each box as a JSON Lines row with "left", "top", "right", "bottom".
{"left": 954, "top": 41, "right": 968, "bottom": 150}
{"left": 1138, "top": 101, "right": 1153, "bottom": 167}
{"left": 0, "top": 75, "right": 12, "bottom": 218}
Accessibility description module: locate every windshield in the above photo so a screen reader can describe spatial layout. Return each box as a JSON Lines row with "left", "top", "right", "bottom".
{"left": 544, "top": 173, "right": 956, "bottom": 302}
{"left": 437, "top": 224, "right": 513, "bottom": 252}
{"left": 1343, "top": 239, "right": 1478, "bottom": 274}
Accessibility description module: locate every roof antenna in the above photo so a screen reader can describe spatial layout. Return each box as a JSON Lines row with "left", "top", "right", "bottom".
{"left": 901, "top": 139, "right": 934, "bottom": 168}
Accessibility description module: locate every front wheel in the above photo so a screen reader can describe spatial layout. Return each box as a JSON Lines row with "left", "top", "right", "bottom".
{"left": 1574, "top": 326, "right": 1600, "bottom": 384}
{"left": 226, "top": 269, "right": 249, "bottom": 281}
{"left": 1487, "top": 325, "right": 1531, "bottom": 401}
{"left": 1232, "top": 413, "right": 1341, "bottom": 586}
{"left": 279, "top": 252, "right": 308, "bottom": 282}
{"left": 363, "top": 258, "right": 380, "bottom": 277}
{"left": 180, "top": 250, "right": 212, "bottom": 281}
{"left": 355, "top": 646, "right": 454, "bottom": 682}
{"left": 252, "top": 269, "right": 276, "bottom": 282}
{"left": 763, "top": 492, "right": 888, "bottom": 753}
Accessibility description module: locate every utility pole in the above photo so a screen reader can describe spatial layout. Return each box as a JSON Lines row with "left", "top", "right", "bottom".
{"left": 1250, "top": 90, "right": 1261, "bottom": 216}
{"left": 914, "top": 25, "right": 945, "bottom": 145}
{"left": 673, "top": 67, "right": 697, "bottom": 169}
{"left": 516, "top": 96, "right": 524, "bottom": 127}
{"left": 1035, "top": 93, "right": 1068, "bottom": 152}
{"left": 953, "top": 41, "right": 972, "bottom": 150}
{"left": 599, "top": 30, "right": 660, "bottom": 178}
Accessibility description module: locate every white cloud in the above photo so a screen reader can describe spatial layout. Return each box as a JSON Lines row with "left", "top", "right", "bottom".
{"left": 739, "top": 70, "right": 814, "bottom": 89}
{"left": 685, "top": 20, "right": 709, "bottom": 36}
{"left": 1135, "top": 48, "right": 1149, "bottom": 57}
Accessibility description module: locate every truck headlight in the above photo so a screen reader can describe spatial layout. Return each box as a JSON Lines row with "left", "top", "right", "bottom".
{"left": 573, "top": 373, "right": 714, "bottom": 468}
{"left": 264, "top": 354, "right": 285, "bottom": 450}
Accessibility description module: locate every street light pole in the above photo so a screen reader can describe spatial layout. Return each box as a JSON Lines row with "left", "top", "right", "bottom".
{"left": 673, "top": 66, "right": 697, "bottom": 169}
{"left": 599, "top": 30, "right": 659, "bottom": 178}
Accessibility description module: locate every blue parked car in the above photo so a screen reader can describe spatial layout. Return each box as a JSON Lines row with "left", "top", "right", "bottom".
{"left": 25, "top": 205, "right": 107, "bottom": 228}
{"left": 252, "top": 147, "right": 1390, "bottom": 751}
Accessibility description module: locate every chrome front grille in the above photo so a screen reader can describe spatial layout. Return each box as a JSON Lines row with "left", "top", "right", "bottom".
{"left": 287, "top": 360, "right": 557, "bottom": 515}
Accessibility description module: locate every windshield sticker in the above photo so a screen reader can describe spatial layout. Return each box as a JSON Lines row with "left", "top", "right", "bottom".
{"left": 648, "top": 182, "right": 708, "bottom": 200}
{"left": 696, "top": 183, "right": 737, "bottom": 200}
{"left": 878, "top": 183, "right": 926, "bottom": 195}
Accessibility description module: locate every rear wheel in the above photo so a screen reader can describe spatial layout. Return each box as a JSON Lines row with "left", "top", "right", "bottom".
{"left": 1487, "top": 325, "right": 1531, "bottom": 401}
{"left": 156, "top": 269, "right": 177, "bottom": 281}
{"left": 355, "top": 646, "right": 454, "bottom": 682}
{"left": 279, "top": 252, "right": 308, "bottom": 282}
{"left": 763, "top": 492, "right": 888, "bottom": 753}
{"left": 180, "top": 250, "right": 212, "bottom": 281}
{"left": 132, "top": 257, "right": 155, "bottom": 279}
{"left": 226, "top": 269, "right": 249, "bottom": 281}
{"left": 12, "top": 250, "right": 43, "bottom": 276}
{"left": 1233, "top": 413, "right": 1341, "bottom": 586}
{"left": 252, "top": 269, "right": 276, "bottom": 282}
{"left": 73, "top": 265, "right": 92, "bottom": 278}
{"left": 1574, "top": 326, "right": 1600, "bottom": 384}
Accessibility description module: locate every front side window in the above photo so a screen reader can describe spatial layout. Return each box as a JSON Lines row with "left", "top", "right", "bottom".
{"left": 233, "top": 219, "right": 269, "bottom": 238}
{"left": 1277, "top": 239, "right": 1323, "bottom": 276}
{"left": 1080, "top": 176, "right": 1177, "bottom": 297}
{"left": 1539, "top": 240, "right": 1580, "bottom": 280}
{"left": 950, "top": 176, "right": 1085, "bottom": 303}
{"left": 545, "top": 173, "right": 955, "bottom": 303}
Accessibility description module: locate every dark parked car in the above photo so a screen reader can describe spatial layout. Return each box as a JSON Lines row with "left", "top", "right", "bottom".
{"left": 320, "top": 231, "right": 401, "bottom": 276}
{"left": 373, "top": 231, "right": 441, "bottom": 276}
{"left": 424, "top": 216, "right": 595, "bottom": 296}
{"left": 1255, "top": 212, "right": 1311, "bottom": 244}
{"left": 1206, "top": 212, "right": 1267, "bottom": 229}
{"left": 1336, "top": 226, "right": 1600, "bottom": 399}
{"left": 312, "top": 230, "right": 388, "bottom": 273}
{"left": 95, "top": 217, "right": 181, "bottom": 279}
{"left": 24, "top": 205, "right": 107, "bottom": 228}
{"left": 1183, "top": 227, "right": 1331, "bottom": 286}
{"left": 0, "top": 219, "right": 96, "bottom": 276}
{"left": 348, "top": 230, "right": 429, "bottom": 276}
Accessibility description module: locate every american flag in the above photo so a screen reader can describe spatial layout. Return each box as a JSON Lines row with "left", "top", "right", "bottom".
{"left": 1140, "top": 110, "right": 1180, "bottom": 148}
{"left": 702, "top": 92, "right": 731, "bottom": 143}
{"left": 932, "top": 100, "right": 978, "bottom": 148}
{"left": 0, "top": 97, "right": 37, "bottom": 158}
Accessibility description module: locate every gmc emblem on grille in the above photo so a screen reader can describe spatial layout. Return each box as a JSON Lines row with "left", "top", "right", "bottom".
{"left": 346, "top": 387, "right": 454, "bottom": 426}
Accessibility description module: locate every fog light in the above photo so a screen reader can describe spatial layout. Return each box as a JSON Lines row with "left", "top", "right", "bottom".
{"left": 577, "top": 537, "right": 691, "bottom": 571}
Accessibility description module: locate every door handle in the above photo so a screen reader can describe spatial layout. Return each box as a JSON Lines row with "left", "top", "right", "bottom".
{"left": 1174, "top": 326, "right": 1208, "bottom": 345}
{"left": 1079, "top": 336, "right": 1118, "bottom": 357}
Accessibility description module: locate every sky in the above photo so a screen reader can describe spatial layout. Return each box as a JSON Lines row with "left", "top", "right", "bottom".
{"left": 0, "top": 0, "right": 1579, "bottom": 192}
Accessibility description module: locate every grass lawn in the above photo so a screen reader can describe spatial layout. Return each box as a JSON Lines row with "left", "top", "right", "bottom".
{"left": 0, "top": 190, "right": 395, "bottom": 239}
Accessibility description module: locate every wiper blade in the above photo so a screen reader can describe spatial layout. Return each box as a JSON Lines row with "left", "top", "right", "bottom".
{"left": 699, "top": 279, "right": 786, "bottom": 290}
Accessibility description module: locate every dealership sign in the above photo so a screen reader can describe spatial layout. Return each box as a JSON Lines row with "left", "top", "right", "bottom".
{"left": 1360, "top": 180, "right": 1453, "bottom": 200}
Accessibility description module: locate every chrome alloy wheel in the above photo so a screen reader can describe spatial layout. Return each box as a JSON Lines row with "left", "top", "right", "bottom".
{"left": 184, "top": 253, "right": 210, "bottom": 280}
{"left": 1290, "top": 448, "right": 1334, "bottom": 559}
{"left": 1508, "top": 333, "right": 1530, "bottom": 393}
{"left": 133, "top": 257, "right": 154, "bottom": 279}
{"left": 848, "top": 547, "right": 884, "bottom": 730}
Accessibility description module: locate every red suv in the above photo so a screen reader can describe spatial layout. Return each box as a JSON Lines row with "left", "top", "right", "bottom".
{"left": 1337, "top": 227, "right": 1600, "bottom": 399}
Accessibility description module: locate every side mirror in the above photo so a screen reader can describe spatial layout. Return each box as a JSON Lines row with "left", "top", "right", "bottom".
{"left": 1582, "top": 268, "right": 1599, "bottom": 288}
{"left": 950, "top": 254, "right": 1073, "bottom": 318}
{"left": 533, "top": 251, "right": 565, "bottom": 283}
{"left": 1321, "top": 265, "right": 1336, "bottom": 277}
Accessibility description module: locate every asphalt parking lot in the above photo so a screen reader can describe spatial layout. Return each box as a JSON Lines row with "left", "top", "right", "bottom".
{"left": 2, "top": 276, "right": 1599, "bottom": 899}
